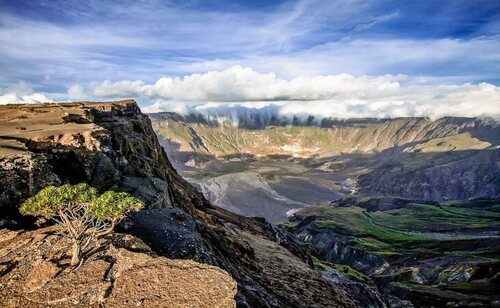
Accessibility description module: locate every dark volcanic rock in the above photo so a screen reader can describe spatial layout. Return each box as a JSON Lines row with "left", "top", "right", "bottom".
{"left": 0, "top": 154, "right": 61, "bottom": 221}
{"left": 321, "top": 269, "right": 385, "bottom": 307}
{"left": 129, "top": 208, "right": 206, "bottom": 260}
{"left": 293, "top": 227, "right": 389, "bottom": 275}
{"left": 358, "top": 148, "right": 500, "bottom": 202}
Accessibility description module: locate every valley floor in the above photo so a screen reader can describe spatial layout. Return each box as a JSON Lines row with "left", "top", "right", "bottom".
{"left": 176, "top": 159, "right": 347, "bottom": 223}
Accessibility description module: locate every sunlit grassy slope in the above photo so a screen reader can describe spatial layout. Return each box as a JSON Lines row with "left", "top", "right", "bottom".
{"left": 290, "top": 197, "right": 500, "bottom": 259}
{"left": 152, "top": 114, "right": 497, "bottom": 159}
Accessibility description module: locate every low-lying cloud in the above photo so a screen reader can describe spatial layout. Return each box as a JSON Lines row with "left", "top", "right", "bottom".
{"left": 2, "top": 66, "right": 499, "bottom": 120}
{"left": 0, "top": 82, "right": 51, "bottom": 105}
{"left": 90, "top": 66, "right": 404, "bottom": 101}
{"left": 73, "top": 66, "right": 500, "bottom": 119}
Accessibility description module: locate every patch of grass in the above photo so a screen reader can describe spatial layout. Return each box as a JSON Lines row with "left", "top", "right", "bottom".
{"left": 441, "top": 281, "right": 500, "bottom": 295}
{"left": 334, "top": 264, "right": 371, "bottom": 285}
{"left": 295, "top": 198, "right": 500, "bottom": 258}
{"left": 282, "top": 220, "right": 300, "bottom": 228}
{"left": 472, "top": 246, "right": 500, "bottom": 261}
{"left": 311, "top": 256, "right": 372, "bottom": 284}
{"left": 369, "top": 202, "right": 500, "bottom": 231}
{"left": 311, "top": 255, "right": 333, "bottom": 271}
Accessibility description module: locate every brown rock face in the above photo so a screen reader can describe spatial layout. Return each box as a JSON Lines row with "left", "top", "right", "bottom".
{"left": 0, "top": 227, "right": 237, "bottom": 307}
{"left": 0, "top": 100, "right": 188, "bottom": 218}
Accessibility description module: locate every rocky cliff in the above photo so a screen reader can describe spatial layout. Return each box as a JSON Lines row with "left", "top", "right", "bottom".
{"left": 0, "top": 101, "right": 179, "bottom": 220}
{"left": 151, "top": 112, "right": 499, "bottom": 158}
{"left": 0, "top": 101, "right": 378, "bottom": 307}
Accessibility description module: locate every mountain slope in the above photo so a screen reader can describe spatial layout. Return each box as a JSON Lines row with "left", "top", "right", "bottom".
{"left": 151, "top": 112, "right": 500, "bottom": 203}
{"left": 283, "top": 197, "right": 500, "bottom": 306}
{"left": 151, "top": 112, "right": 498, "bottom": 159}
{"left": 0, "top": 101, "right": 379, "bottom": 307}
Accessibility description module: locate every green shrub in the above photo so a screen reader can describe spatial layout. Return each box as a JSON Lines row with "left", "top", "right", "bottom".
{"left": 20, "top": 183, "right": 143, "bottom": 267}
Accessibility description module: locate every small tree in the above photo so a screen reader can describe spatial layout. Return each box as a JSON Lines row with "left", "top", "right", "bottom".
{"left": 20, "top": 183, "right": 143, "bottom": 266}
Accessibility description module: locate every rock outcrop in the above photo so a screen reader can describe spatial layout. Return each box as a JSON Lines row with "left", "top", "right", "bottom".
{"left": 0, "top": 101, "right": 376, "bottom": 307}
{"left": 0, "top": 101, "right": 177, "bottom": 220}
{"left": 0, "top": 227, "right": 237, "bottom": 307}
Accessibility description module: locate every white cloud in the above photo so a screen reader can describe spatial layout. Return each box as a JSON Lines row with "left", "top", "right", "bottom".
{"left": 0, "top": 82, "right": 52, "bottom": 105}
{"left": 80, "top": 66, "right": 500, "bottom": 119}
{"left": 67, "top": 84, "right": 87, "bottom": 100}
{"left": 89, "top": 66, "right": 404, "bottom": 101}
{"left": 142, "top": 101, "right": 190, "bottom": 114}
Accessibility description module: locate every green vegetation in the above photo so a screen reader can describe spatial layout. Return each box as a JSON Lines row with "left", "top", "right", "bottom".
{"left": 405, "top": 133, "right": 491, "bottom": 153}
{"left": 311, "top": 256, "right": 371, "bottom": 284}
{"left": 311, "top": 255, "right": 332, "bottom": 271}
{"left": 20, "top": 184, "right": 143, "bottom": 266}
{"left": 440, "top": 281, "right": 500, "bottom": 295}
{"left": 368, "top": 202, "right": 500, "bottom": 231}
{"left": 294, "top": 198, "right": 500, "bottom": 259}
{"left": 333, "top": 264, "right": 371, "bottom": 285}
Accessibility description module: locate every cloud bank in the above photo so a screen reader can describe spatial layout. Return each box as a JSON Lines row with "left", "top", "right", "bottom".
{"left": 68, "top": 66, "right": 500, "bottom": 119}
{"left": 0, "top": 82, "right": 51, "bottom": 105}
{"left": 89, "top": 66, "right": 403, "bottom": 101}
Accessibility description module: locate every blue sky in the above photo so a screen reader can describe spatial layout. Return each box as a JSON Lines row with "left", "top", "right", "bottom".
{"left": 0, "top": 0, "right": 499, "bottom": 117}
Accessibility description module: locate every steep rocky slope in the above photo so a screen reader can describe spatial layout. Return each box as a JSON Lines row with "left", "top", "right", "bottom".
{"left": 0, "top": 227, "right": 237, "bottom": 307}
{"left": 357, "top": 147, "right": 499, "bottom": 200}
{"left": 0, "top": 101, "right": 378, "bottom": 307}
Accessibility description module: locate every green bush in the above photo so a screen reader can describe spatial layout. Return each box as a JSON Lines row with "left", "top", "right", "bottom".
{"left": 20, "top": 183, "right": 143, "bottom": 267}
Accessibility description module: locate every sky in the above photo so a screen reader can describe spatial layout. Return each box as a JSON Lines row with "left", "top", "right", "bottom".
{"left": 1, "top": 0, "right": 500, "bottom": 118}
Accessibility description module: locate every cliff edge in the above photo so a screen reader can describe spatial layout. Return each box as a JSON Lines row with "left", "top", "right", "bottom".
{"left": 0, "top": 101, "right": 378, "bottom": 307}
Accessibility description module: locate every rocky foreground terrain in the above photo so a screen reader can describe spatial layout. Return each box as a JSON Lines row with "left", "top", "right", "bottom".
{"left": 0, "top": 101, "right": 382, "bottom": 307}
{"left": 0, "top": 226, "right": 236, "bottom": 307}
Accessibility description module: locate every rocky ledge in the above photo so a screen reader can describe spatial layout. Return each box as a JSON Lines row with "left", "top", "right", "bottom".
{"left": 0, "top": 227, "right": 237, "bottom": 307}
{"left": 0, "top": 100, "right": 179, "bottom": 220}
